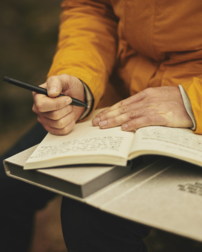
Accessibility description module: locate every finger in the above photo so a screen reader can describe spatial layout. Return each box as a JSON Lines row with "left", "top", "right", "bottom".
{"left": 44, "top": 105, "right": 73, "bottom": 120}
{"left": 37, "top": 110, "right": 75, "bottom": 130}
{"left": 95, "top": 90, "right": 148, "bottom": 118}
{"left": 46, "top": 74, "right": 76, "bottom": 98}
{"left": 95, "top": 101, "right": 130, "bottom": 117}
{"left": 33, "top": 94, "right": 72, "bottom": 113}
{"left": 33, "top": 104, "right": 73, "bottom": 121}
{"left": 42, "top": 120, "right": 75, "bottom": 136}
{"left": 98, "top": 108, "right": 149, "bottom": 129}
{"left": 93, "top": 100, "right": 148, "bottom": 126}
{"left": 95, "top": 108, "right": 111, "bottom": 118}
{"left": 93, "top": 101, "right": 148, "bottom": 126}
{"left": 46, "top": 76, "right": 63, "bottom": 97}
{"left": 93, "top": 108, "right": 122, "bottom": 126}
{"left": 121, "top": 114, "right": 167, "bottom": 131}
{"left": 95, "top": 104, "right": 121, "bottom": 118}
{"left": 92, "top": 108, "right": 119, "bottom": 125}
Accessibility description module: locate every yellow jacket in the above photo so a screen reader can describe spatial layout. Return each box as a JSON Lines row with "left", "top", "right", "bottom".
{"left": 48, "top": 0, "right": 202, "bottom": 134}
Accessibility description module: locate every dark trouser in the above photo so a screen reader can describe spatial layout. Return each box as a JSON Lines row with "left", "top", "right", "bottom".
{"left": 61, "top": 197, "right": 150, "bottom": 252}
{"left": 0, "top": 123, "right": 55, "bottom": 252}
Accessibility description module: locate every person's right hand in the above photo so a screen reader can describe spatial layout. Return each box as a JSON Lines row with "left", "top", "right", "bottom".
{"left": 32, "top": 74, "right": 85, "bottom": 135}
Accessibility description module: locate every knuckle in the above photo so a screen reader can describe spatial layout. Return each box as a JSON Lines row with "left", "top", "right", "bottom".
{"left": 60, "top": 129, "right": 67, "bottom": 135}
{"left": 118, "top": 100, "right": 125, "bottom": 108}
{"left": 61, "top": 128, "right": 70, "bottom": 135}
{"left": 128, "top": 110, "right": 137, "bottom": 119}
{"left": 119, "top": 106, "right": 128, "bottom": 114}
{"left": 50, "top": 111, "right": 60, "bottom": 120}
{"left": 62, "top": 123, "right": 75, "bottom": 135}
{"left": 57, "top": 118, "right": 66, "bottom": 129}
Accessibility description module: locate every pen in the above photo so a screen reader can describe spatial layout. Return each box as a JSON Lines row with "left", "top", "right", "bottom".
{"left": 3, "top": 76, "right": 88, "bottom": 108}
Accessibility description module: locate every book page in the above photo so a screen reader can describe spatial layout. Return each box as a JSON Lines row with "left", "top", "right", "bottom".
{"left": 129, "top": 126, "right": 202, "bottom": 165}
{"left": 25, "top": 119, "right": 135, "bottom": 169}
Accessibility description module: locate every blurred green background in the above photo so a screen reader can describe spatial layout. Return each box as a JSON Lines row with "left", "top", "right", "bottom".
{"left": 1, "top": 1, "right": 202, "bottom": 251}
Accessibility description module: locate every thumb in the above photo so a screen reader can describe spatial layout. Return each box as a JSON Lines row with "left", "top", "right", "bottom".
{"left": 46, "top": 76, "right": 64, "bottom": 98}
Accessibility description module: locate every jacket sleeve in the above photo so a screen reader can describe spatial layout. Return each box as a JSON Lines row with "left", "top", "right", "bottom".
{"left": 47, "top": 0, "right": 118, "bottom": 110}
{"left": 181, "top": 77, "right": 202, "bottom": 134}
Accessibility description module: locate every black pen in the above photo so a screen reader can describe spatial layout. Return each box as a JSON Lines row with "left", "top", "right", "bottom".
{"left": 3, "top": 76, "right": 88, "bottom": 108}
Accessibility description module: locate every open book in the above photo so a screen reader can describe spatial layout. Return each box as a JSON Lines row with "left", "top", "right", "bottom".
{"left": 4, "top": 145, "right": 132, "bottom": 198}
{"left": 24, "top": 110, "right": 202, "bottom": 170}
{"left": 5, "top": 145, "right": 202, "bottom": 242}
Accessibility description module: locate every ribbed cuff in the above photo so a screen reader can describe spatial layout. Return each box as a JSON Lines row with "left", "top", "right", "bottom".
{"left": 179, "top": 84, "right": 196, "bottom": 130}
{"left": 78, "top": 79, "right": 94, "bottom": 120}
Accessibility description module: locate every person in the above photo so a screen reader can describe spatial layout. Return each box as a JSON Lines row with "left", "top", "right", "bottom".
{"left": 31, "top": 1, "right": 202, "bottom": 251}
{"left": 1, "top": 0, "right": 202, "bottom": 251}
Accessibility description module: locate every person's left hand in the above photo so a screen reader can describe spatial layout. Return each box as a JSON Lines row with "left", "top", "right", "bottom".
{"left": 92, "top": 86, "right": 193, "bottom": 131}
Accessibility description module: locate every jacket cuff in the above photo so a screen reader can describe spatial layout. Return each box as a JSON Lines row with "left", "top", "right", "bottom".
{"left": 78, "top": 79, "right": 94, "bottom": 120}
{"left": 178, "top": 84, "right": 196, "bottom": 130}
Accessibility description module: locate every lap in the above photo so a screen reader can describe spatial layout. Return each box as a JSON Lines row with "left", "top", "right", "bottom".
{"left": 1, "top": 122, "right": 55, "bottom": 208}
{"left": 0, "top": 123, "right": 56, "bottom": 252}
{"left": 61, "top": 196, "right": 150, "bottom": 252}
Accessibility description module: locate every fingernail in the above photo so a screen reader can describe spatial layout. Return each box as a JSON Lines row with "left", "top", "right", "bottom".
{"left": 99, "top": 120, "right": 107, "bottom": 127}
{"left": 93, "top": 117, "right": 100, "bottom": 125}
{"left": 122, "top": 124, "right": 128, "bottom": 130}
{"left": 66, "top": 97, "right": 72, "bottom": 105}
{"left": 49, "top": 87, "right": 58, "bottom": 95}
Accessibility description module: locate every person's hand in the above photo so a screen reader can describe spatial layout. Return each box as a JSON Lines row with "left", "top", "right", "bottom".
{"left": 32, "top": 74, "right": 85, "bottom": 135}
{"left": 92, "top": 86, "right": 193, "bottom": 131}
